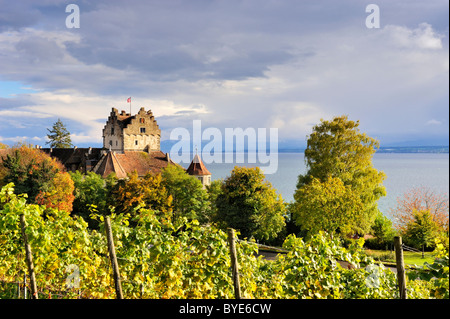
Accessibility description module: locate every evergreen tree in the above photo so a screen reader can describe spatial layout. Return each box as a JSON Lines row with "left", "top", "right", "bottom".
{"left": 46, "top": 118, "right": 73, "bottom": 148}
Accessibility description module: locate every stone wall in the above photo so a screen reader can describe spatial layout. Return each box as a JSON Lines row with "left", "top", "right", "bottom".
{"left": 102, "top": 107, "right": 161, "bottom": 152}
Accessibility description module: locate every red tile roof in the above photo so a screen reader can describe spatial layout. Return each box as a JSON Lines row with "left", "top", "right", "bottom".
{"left": 92, "top": 151, "right": 127, "bottom": 179}
{"left": 186, "top": 154, "right": 211, "bottom": 176}
{"left": 92, "top": 150, "right": 177, "bottom": 178}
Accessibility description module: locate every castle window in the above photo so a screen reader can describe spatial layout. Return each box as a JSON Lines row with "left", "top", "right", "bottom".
{"left": 140, "top": 118, "right": 145, "bottom": 124}
{"left": 111, "top": 127, "right": 114, "bottom": 135}
{"left": 109, "top": 140, "right": 112, "bottom": 146}
{"left": 135, "top": 140, "right": 138, "bottom": 145}
{"left": 140, "top": 127, "right": 146, "bottom": 133}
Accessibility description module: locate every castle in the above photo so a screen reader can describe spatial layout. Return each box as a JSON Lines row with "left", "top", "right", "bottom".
{"left": 103, "top": 107, "right": 161, "bottom": 153}
{"left": 39, "top": 107, "right": 211, "bottom": 187}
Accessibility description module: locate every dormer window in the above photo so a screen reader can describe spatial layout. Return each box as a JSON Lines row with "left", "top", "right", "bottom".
{"left": 140, "top": 118, "right": 145, "bottom": 124}
{"left": 111, "top": 127, "right": 114, "bottom": 135}
{"left": 140, "top": 127, "right": 146, "bottom": 133}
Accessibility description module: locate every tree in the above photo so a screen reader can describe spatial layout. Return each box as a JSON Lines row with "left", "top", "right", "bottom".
{"left": 35, "top": 170, "right": 75, "bottom": 212}
{"left": 214, "top": 166, "right": 286, "bottom": 243}
{"left": 403, "top": 209, "right": 440, "bottom": 254}
{"left": 391, "top": 186, "right": 449, "bottom": 233}
{"left": 70, "top": 171, "right": 117, "bottom": 228}
{"left": 111, "top": 171, "right": 173, "bottom": 220}
{"left": 161, "top": 164, "right": 209, "bottom": 224}
{"left": 206, "top": 179, "right": 224, "bottom": 224}
{"left": 293, "top": 116, "right": 386, "bottom": 236}
{"left": 291, "top": 176, "right": 364, "bottom": 237}
{"left": 46, "top": 118, "right": 73, "bottom": 148}
{"left": 369, "top": 211, "right": 396, "bottom": 249}
{"left": 0, "top": 146, "right": 74, "bottom": 211}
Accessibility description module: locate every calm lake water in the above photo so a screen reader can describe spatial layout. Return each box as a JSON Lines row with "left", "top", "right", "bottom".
{"left": 181, "top": 153, "right": 449, "bottom": 220}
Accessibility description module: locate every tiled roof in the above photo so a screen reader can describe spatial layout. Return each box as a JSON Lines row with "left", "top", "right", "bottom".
{"left": 117, "top": 114, "right": 133, "bottom": 127}
{"left": 92, "top": 151, "right": 127, "bottom": 179}
{"left": 92, "top": 150, "right": 176, "bottom": 178}
{"left": 186, "top": 154, "right": 211, "bottom": 176}
{"left": 41, "top": 147, "right": 102, "bottom": 164}
{"left": 1, "top": 147, "right": 101, "bottom": 171}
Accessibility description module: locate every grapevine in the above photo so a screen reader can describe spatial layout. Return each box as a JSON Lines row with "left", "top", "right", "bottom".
{"left": 1, "top": 184, "right": 448, "bottom": 299}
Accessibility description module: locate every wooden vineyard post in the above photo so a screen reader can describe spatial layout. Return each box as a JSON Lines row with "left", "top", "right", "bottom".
{"left": 394, "top": 236, "right": 407, "bottom": 299}
{"left": 227, "top": 228, "right": 241, "bottom": 299}
{"left": 20, "top": 214, "right": 38, "bottom": 299}
{"left": 23, "top": 272, "right": 27, "bottom": 299}
{"left": 105, "top": 216, "right": 124, "bottom": 299}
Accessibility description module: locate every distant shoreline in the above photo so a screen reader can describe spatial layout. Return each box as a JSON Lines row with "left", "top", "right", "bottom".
{"left": 161, "top": 146, "right": 449, "bottom": 154}
{"left": 375, "top": 146, "right": 449, "bottom": 153}
{"left": 278, "top": 146, "right": 449, "bottom": 153}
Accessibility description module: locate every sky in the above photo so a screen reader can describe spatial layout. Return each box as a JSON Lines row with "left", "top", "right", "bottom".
{"left": 0, "top": 0, "right": 448, "bottom": 151}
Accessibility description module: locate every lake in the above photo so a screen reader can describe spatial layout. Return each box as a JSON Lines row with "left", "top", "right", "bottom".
{"left": 181, "top": 152, "right": 449, "bottom": 220}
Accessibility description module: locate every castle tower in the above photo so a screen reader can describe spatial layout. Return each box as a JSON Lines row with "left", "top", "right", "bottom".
{"left": 186, "top": 153, "right": 211, "bottom": 188}
{"left": 102, "top": 107, "right": 161, "bottom": 153}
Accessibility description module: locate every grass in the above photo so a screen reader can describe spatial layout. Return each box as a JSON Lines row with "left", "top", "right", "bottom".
{"left": 364, "top": 249, "right": 435, "bottom": 266}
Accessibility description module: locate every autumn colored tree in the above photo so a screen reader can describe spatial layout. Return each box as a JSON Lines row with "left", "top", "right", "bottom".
{"left": 214, "top": 166, "right": 286, "bottom": 243}
{"left": 35, "top": 170, "right": 75, "bottom": 212}
{"left": 391, "top": 186, "right": 449, "bottom": 233}
{"left": 293, "top": 116, "right": 386, "bottom": 237}
{"left": 111, "top": 171, "right": 173, "bottom": 220}
{"left": 0, "top": 146, "right": 74, "bottom": 211}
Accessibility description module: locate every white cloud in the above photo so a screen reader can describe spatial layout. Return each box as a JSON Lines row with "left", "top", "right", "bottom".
{"left": 0, "top": 110, "right": 52, "bottom": 118}
{"left": 426, "top": 119, "right": 442, "bottom": 126}
{"left": 385, "top": 23, "right": 443, "bottom": 50}
{"left": 0, "top": 135, "right": 42, "bottom": 143}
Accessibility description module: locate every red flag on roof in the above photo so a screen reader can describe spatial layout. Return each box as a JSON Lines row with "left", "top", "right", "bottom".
{"left": 127, "top": 97, "right": 131, "bottom": 103}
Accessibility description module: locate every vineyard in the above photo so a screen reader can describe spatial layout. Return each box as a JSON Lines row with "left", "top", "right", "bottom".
{"left": 0, "top": 183, "right": 448, "bottom": 299}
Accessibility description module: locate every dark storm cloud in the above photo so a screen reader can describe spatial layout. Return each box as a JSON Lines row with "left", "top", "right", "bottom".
{"left": 0, "top": 0, "right": 41, "bottom": 31}
{"left": 0, "top": 0, "right": 448, "bottom": 147}
{"left": 0, "top": 95, "right": 35, "bottom": 109}
{"left": 56, "top": 0, "right": 363, "bottom": 83}
{"left": 16, "top": 36, "right": 65, "bottom": 63}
